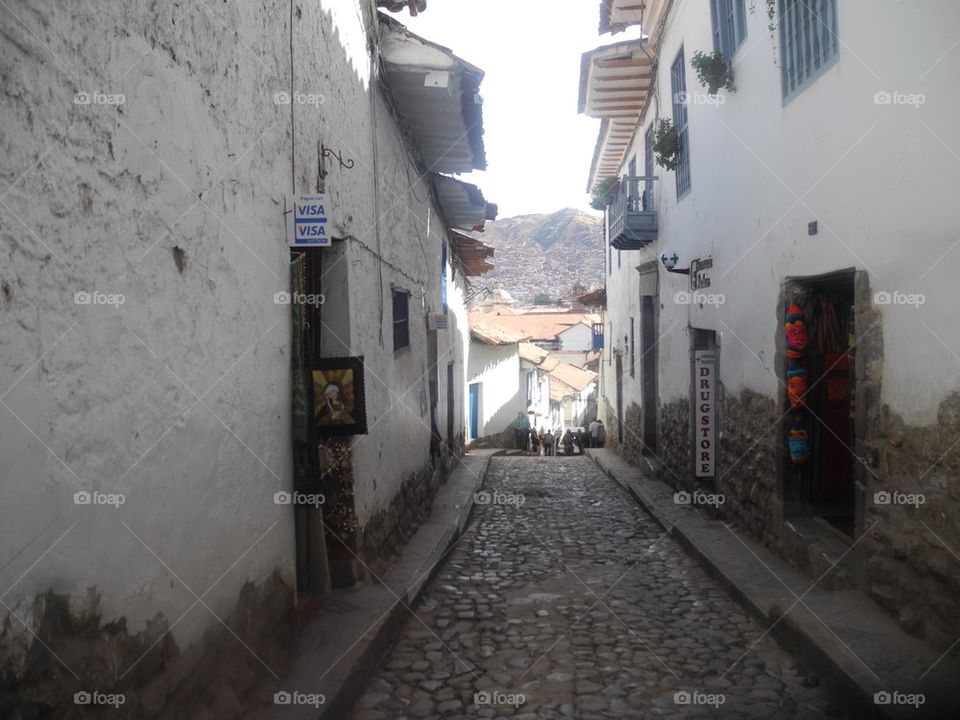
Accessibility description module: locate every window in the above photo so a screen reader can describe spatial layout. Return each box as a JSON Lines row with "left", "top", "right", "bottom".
{"left": 392, "top": 289, "right": 410, "bottom": 351}
{"left": 670, "top": 47, "right": 691, "bottom": 198}
{"left": 710, "top": 0, "right": 747, "bottom": 58}
{"left": 629, "top": 318, "right": 636, "bottom": 378}
{"left": 779, "top": 0, "right": 839, "bottom": 102}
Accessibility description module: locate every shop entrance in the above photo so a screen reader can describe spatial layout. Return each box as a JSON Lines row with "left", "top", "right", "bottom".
{"left": 784, "top": 270, "right": 857, "bottom": 536}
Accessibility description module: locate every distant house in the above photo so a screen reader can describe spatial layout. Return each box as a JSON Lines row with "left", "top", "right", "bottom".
{"left": 547, "top": 362, "right": 599, "bottom": 429}
{"left": 469, "top": 310, "right": 600, "bottom": 351}
{"left": 466, "top": 321, "right": 526, "bottom": 441}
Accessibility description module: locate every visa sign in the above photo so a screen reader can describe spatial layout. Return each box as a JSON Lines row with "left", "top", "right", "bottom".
{"left": 289, "top": 194, "right": 331, "bottom": 247}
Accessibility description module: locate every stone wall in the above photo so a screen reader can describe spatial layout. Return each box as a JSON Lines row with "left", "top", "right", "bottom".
{"left": 716, "top": 390, "right": 781, "bottom": 548}
{"left": 360, "top": 462, "right": 443, "bottom": 579}
{"left": 0, "top": 573, "right": 293, "bottom": 719}
{"left": 658, "top": 399, "right": 690, "bottom": 488}
{"left": 619, "top": 402, "right": 645, "bottom": 467}
{"left": 861, "top": 393, "right": 960, "bottom": 651}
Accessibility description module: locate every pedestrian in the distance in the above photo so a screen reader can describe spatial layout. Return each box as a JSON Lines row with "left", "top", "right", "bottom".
{"left": 529, "top": 426, "right": 540, "bottom": 455}
{"left": 588, "top": 418, "right": 601, "bottom": 448}
{"left": 594, "top": 420, "right": 605, "bottom": 448}
{"left": 512, "top": 411, "right": 530, "bottom": 450}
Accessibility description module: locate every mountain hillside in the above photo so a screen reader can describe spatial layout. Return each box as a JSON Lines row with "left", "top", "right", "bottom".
{"left": 469, "top": 208, "right": 604, "bottom": 302}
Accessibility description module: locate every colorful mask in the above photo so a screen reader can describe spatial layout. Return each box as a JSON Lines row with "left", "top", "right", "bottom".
{"left": 789, "top": 417, "right": 811, "bottom": 465}
{"left": 785, "top": 302, "right": 808, "bottom": 359}
{"left": 787, "top": 367, "right": 808, "bottom": 409}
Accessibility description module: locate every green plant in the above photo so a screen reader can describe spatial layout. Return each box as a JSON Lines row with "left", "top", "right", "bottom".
{"left": 590, "top": 176, "right": 621, "bottom": 210}
{"left": 653, "top": 119, "right": 680, "bottom": 171}
{"left": 691, "top": 50, "right": 736, "bottom": 94}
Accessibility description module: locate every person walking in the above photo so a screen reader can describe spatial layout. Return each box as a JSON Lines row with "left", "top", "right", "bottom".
{"left": 529, "top": 426, "right": 540, "bottom": 455}
{"left": 512, "top": 411, "right": 530, "bottom": 450}
{"left": 588, "top": 418, "right": 601, "bottom": 449}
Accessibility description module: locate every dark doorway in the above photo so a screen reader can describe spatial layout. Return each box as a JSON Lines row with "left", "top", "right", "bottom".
{"left": 785, "top": 271, "right": 857, "bottom": 536}
{"left": 640, "top": 295, "right": 658, "bottom": 454}
{"left": 615, "top": 354, "right": 624, "bottom": 444}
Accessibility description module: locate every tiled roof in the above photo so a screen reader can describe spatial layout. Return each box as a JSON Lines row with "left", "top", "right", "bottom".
{"left": 470, "top": 321, "right": 525, "bottom": 346}
{"left": 518, "top": 342, "right": 550, "bottom": 365}
{"left": 549, "top": 362, "right": 598, "bottom": 393}
{"left": 468, "top": 311, "right": 596, "bottom": 342}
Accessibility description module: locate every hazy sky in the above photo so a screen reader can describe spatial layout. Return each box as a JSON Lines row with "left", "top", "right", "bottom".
{"left": 404, "top": 1, "right": 605, "bottom": 219}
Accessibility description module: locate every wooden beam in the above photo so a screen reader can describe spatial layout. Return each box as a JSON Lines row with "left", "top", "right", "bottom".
{"left": 591, "top": 88, "right": 648, "bottom": 95}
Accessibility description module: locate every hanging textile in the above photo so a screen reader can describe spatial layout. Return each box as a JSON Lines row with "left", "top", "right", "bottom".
{"left": 291, "top": 254, "right": 309, "bottom": 444}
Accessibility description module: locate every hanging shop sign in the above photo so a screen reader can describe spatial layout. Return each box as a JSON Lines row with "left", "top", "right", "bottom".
{"left": 690, "top": 257, "right": 713, "bottom": 291}
{"left": 289, "top": 194, "right": 332, "bottom": 247}
{"left": 694, "top": 349, "right": 716, "bottom": 477}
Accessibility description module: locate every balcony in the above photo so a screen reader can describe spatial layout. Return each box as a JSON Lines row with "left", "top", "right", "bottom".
{"left": 608, "top": 175, "right": 658, "bottom": 250}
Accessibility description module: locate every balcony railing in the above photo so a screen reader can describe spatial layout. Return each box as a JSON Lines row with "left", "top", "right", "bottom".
{"left": 608, "top": 175, "right": 658, "bottom": 250}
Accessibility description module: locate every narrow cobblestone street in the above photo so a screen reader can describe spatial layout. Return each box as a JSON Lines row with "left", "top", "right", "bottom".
{"left": 352, "top": 457, "right": 847, "bottom": 719}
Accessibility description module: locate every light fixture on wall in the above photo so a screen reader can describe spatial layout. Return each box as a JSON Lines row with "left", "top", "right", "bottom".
{"left": 660, "top": 252, "right": 689, "bottom": 275}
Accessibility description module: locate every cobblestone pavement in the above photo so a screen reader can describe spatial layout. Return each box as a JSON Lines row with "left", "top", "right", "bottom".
{"left": 352, "top": 457, "right": 848, "bottom": 719}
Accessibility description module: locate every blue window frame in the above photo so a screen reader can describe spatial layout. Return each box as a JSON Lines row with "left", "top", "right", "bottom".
{"left": 441, "top": 242, "right": 448, "bottom": 314}
{"left": 670, "top": 47, "right": 691, "bottom": 199}
{"left": 710, "top": 0, "right": 747, "bottom": 57}
{"left": 779, "top": 0, "right": 839, "bottom": 103}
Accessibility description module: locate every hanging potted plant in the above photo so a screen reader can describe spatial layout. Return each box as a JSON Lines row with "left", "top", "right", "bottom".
{"left": 691, "top": 50, "right": 736, "bottom": 95}
{"left": 590, "top": 176, "right": 621, "bottom": 210}
{"left": 653, "top": 119, "right": 681, "bottom": 171}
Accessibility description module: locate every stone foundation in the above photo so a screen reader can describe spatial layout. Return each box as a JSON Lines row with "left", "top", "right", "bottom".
{"left": 360, "top": 462, "right": 443, "bottom": 579}
{"left": 0, "top": 572, "right": 293, "bottom": 719}
{"left": 861, "top": 394, "right": 960, "bottom": 651}
{"left": 620, "top": 402, "right": 645, "bottom": 467}
{"left": 657, "top": 399, "right": 690, "bottom": 487}
{"left": 717, "top": 390, "right": 781, "bottom": 548}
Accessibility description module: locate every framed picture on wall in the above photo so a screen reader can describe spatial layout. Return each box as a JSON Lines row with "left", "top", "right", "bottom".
{"left": 311, "top": 357, "right": 368, "bottom": 436}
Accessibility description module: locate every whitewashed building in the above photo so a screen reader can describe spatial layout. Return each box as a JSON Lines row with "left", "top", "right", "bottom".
{"left": 581, "top": 0, "right": 960, "bottom": 654}
{"left": 0, "top": 0, "right": 492, "bottom": 714}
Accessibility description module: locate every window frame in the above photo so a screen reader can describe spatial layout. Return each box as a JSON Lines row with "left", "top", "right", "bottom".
{"left": 710, "top": 0, "right": 747, "bottom": 58}
{"left": 392, "top": 288, "right": 411, "bottom": 353}
{"left": 670, "top": 46, "right": 692, "bottom": 199}
{"left": 779, "top": 0, "right": 840, "bottom": 104}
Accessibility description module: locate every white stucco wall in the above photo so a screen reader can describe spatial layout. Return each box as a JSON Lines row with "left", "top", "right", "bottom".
{"left": 604, "top": 0, "right": 960, "bottom": 427}
{"left": 0, "top": 0, "right": 472, "bottom": 668}
{"left": 467, "top": 341, "right": 522, "bottom": 438}
{"left": 558, "top": 322, "right": 594, "bottom": 352}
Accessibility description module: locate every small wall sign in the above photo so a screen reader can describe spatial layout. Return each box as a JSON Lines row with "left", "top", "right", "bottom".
{"left": 694, "top": 350, "right": 716, "bottom": 477}
{"left": 289, "top": 194, "right": 331, "bottom": 247}
{"left": 690, "top": 257, "right": 713, "bottom": 291}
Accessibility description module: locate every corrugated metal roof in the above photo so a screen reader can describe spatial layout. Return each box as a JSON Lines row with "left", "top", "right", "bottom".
{"left": 579, "top": 39, "right": 653, "bottom": 190}
{"left": 380, "top": 15, "right": 486, "bottom": 174}
{"left": 434, "top": 175, "right": 497, "bottom": 231}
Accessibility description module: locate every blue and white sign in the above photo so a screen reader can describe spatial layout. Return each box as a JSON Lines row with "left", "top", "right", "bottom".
{"left": 289, "top": 194, "right": 331, "bottom": 247}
